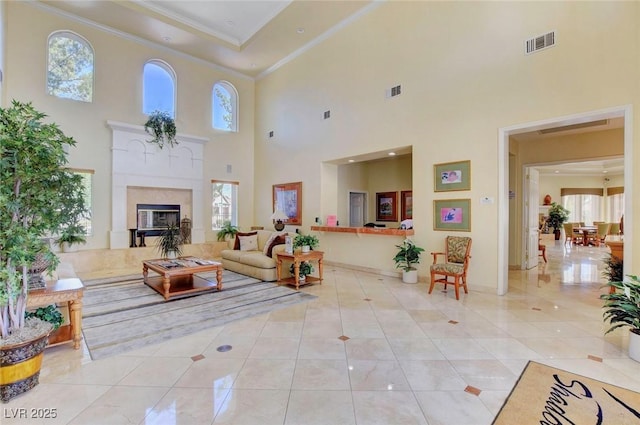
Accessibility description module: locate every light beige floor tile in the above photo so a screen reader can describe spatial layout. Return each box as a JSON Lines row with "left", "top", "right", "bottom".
{"left": 118, "top": 356, "right": 193, "bottom": 387}
{"left": 348, "top": 360, "right": 411, "bottom": 391}
{"left": 298, "top": 337, "right": 346, "bottom": 359}
{"left": 345, "top": 338, "right": 396, "bottom": 360}
{"left": 431, "top": 338, "right": 495, "bottom": 360}
{"left": 202, "top": 335, "right": 257, "bottom": 358}
{"left": 248, "top": 337, "right": 301, "bottom": 359}
{"left": 213, "top": 389, "right": 290, "bottom": 424}
{"left": 285, "top": 390, "right": 356, "bottom": 425}
{"left": 151, "top": 328, "right": 223, "bottom": 357}
{"left": 291, "top": 359, "right": 350, "bottom": 390}
{"left": 418, "top": 321, "right": 472, "bottom": 338}
{"left": 415, "top": 390, "right": 494, "bottom": 425}
{"left": 66, "top": 386, "right": 169, "bottom": 425}
{"left": 2, "top": 383, "right": 110, "bottom": 425}
{"left": 43, "top": 355, "right": 145, "bottom": 385}
{"left": 474, "top": 337, "right": 544, "bottom": 359}
{"left": 449, "top": 359, "right": 519, "bottom": 391}
{"left": 342, "top": 320, "right": 385, "bottom": 338}
{"left": 399, "top": 360, "right": 466, "bottom": 391}
{"left": 173, "top": 357, "right": 245, "bottom": 388}
{"left": 388, "top": 338, "right": 446, "bottom": 360}
{"left": 479, "top": 390, "right": 510, "bottom": 415}
{"left": 144, "top": 387, "right": 229, "bottom": 424}
{"left": 380, "top": 320, "right": 427, "bottom": 338}
{"left": 301, "top": 319, "right": 343, "bottom": 338}
{"left": 233, "top": 358, "right": 296, "bottom": 389}
{"left": 260, "top": 321, "right": 304, "bottom": 337}
{"left": 268, "top": 303, "right": 308, "bottom": 321}
{"left": 407, "top": 309, "right": 447, "bottom": 322}
{"left": 352, "top": 390, "right": 428, "bottom": 425}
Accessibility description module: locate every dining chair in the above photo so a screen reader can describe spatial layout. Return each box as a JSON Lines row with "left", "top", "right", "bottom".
{"left": 563, "top": 223, "right": 577, "bottom": 245}
{"left": 609, "top": 223, "right": 621, "bottom": 236}
{"left": 429, "top": 236, "right": 472, "bottom": 300}
{"left": 538, "top": 232, "right": 547, "bottom": 263}
{"left": 596, "top": 223, "right": 611, "bottom": 246}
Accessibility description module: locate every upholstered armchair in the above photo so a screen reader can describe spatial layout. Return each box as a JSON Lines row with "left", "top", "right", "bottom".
{"left": 429, "top": 236, "right": 472, "bottom": 300}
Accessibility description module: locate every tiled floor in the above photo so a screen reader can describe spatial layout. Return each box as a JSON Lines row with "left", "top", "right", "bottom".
{"left": 5, "top": 240, "right": 640, "bottom": 424}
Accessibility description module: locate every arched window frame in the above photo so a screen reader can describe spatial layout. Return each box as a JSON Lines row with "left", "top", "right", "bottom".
{"left": 143, "top": 59, "right": 177, "bottom": 118}
{"left": 212, "top": 80, "right": 239, "bottom": 132}
{"left": 47, "top": 30, "right": 94, "bottom": 103}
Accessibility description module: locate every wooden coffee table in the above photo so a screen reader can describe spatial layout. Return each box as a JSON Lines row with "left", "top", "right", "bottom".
{"left": 142, "top": 257, "right": 223, "bottom": 300}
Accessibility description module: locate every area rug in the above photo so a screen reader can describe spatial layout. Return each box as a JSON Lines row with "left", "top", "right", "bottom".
{"left": 493, "top": 361, "right": 640, "bottom": 424}
{"left": 81, "top": 270, "right": 317, "bottom": 360}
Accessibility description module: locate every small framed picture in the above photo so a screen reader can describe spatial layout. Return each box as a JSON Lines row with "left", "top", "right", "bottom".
{"left": 376, "top": 191, "right": 398, "bottom": 222}
{"left": 433, "top": 199, "right": 471, "bottom": 231}
{"left": 434, "top": 160, "right": 471, "bottom": 192}
{"left": 401, "top": 190, "right": 412, "bottom": 221}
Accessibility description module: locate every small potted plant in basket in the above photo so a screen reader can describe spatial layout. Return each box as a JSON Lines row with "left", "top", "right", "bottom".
{"left": 290, "top": 261, "right": 314, "bottom": 282}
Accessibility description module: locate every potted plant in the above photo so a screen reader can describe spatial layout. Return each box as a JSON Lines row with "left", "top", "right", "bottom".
{"left": 293, "top": 234, "right": 319, "bottom": 253}
{"left": 25, "top": 305, "right": 64, "bottom": 331}
{"left": 217, "top": 221, "right": 239, "bottom": 242}
{"left": 156, "top": 223, "right": 183, "bottom": 259}
{"left": 547, "top": 202, "right": 570, "bottom": 240}
{"left": 0, "top": 100, "right": 89, "bottom": 401}
{"left": 393, "top": 239, "right": 425, "bottom": 283}
{"left": 57, "top": 224, "right": 87, "bottom": 253}
{"left": 290, "top": 261, "right": 314, "bottom": 282}
{"left": 601, "top": 274, "right": 640, "bottom": 362}
{"left": 144, "top": 110, "right": 177, "bottom": 149}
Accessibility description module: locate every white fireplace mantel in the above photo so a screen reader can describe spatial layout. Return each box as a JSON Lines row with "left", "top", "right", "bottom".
{"left": 107, "top": 120, "right": 209, "bottom": 249}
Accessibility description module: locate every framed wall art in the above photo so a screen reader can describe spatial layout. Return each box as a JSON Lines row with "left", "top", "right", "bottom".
{"left": 401, "top": 190, "right": 413, "bottom": 221}
{"left": 273, "top": 181, "right": 302, "bottom": 225}
{"left": 376, "top": 191, "right": 398, "bottom": 222}
{"left": 433, "top": 198, "right": 471, "bottom": 231}
{"left": 434, "top": 160, "right": 471, "bottom": 192}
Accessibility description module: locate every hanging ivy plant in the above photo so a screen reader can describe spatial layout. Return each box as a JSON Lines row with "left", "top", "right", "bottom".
{"left": 144, "top": 110, "right": 177, "bottom": 149}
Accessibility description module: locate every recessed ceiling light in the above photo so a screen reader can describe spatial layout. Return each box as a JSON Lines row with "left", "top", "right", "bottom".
{"left": 296, "top": 28, "right": 305, "bottom": 34}
{"left": 603, "top": 170, "right": 608, "bottom": 173}
{"left": 388, "top": 152, "right": 396, "bottom": 156}
{"left": 554, "top": 170, "right": 559, "bottom": 173}
{"left": 250, "top": 63, "right": 257, "bottom": 68}
{"left": 348, "top": 159, "right": 355, "bottom": 163}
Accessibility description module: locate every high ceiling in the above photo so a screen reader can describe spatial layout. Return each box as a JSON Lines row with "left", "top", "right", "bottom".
{"left": 37, "top": 0, "right": 376, "bottom": 79}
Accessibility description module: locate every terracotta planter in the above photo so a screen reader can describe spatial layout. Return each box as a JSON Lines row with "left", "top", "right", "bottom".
{"left": 0, "top": 332, "right": 50, "bottom": 402}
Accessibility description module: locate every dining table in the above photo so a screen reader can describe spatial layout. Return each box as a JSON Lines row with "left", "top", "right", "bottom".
{"left": 573, "top": 226, "right": 598, "bottom": 246}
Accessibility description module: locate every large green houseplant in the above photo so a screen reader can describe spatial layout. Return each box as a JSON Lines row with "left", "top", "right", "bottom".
{"left": 0, "top": 100, "right": 88, "bottom": 400}
{"left": 393, "top": 239, "right": 425, "bottom": 283}
{"left": 547, "top": 202, "right": 570, "bottom": 240}
{"left": 601, "top": 275, "right": 640, "bottom": 362}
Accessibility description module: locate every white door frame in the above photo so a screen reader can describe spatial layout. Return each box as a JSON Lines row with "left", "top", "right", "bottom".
{"left": 498, "top": 105, "right": 633, "bottom": 296}
{"left": 348, "top": 190, "right": 367, "bottom": 227}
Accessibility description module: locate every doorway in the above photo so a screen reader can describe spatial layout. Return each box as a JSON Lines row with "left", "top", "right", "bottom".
{"left": 498, "top": 105, "right": 633, "bottom": 295}
{"left": 349, "top": 191, "right": 367, "bottom": 227}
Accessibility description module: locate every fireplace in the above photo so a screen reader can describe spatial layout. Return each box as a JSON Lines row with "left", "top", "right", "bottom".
{"left": 137, "top": 204, "right": 181, "bottom": 236}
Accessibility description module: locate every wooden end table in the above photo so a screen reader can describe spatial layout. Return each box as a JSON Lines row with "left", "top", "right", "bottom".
{"left": 28, "top": 278, "right": 84, "bottom": 350}
{"left": 276, "top": 250, "right": 324, "bottom": 290}
{"left": 143, "top": 257, "right": 223, "bottom": 300}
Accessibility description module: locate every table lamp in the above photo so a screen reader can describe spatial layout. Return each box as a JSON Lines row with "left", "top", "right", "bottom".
{"left": 271, "top": 209, "right": 289, "bottom": 231}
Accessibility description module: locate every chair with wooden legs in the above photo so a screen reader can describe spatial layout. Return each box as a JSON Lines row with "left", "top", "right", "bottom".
{"left": 429, "top": 236, "right": 472, "bottom": 300}
{"left": 538, "top": 232, "right": 547, "bottom": 263}
{"left": 595, "top": 223, "right": 611, "bottom": 246}
{"left": 563, "top": 222, "right": 577, "bottom": 245}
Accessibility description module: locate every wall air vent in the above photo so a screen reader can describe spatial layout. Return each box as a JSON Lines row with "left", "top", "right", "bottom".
{"left": 525, "top": 30, "right": 556, "bottom": 55}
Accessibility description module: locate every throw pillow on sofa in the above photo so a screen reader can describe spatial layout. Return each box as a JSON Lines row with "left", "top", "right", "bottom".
{"left": 265, "top": 234, "right": 287, "bottom": 257}
{"left": 239, "top": 234, "right": 259, "bottom": 251}
{"left": 234, "top": 231, "right": 258, "bottom": 250}
{"left": 263, "top": 232, "right": 286, "bottom": 255}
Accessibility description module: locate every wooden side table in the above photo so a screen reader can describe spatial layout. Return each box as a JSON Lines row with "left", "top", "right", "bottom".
{"left": 27, "top": 278, "right": 84, "bottom": 349}
{"left": 276, "top": 251, "right": 324, "bottom": 290}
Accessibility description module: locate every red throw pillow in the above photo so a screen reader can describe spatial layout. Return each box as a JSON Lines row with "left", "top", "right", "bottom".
{"left": 234, "top": 231, "right": 258, "bottom": 250}
{"left": 266, "top": 235, "right": 287, "bottom": 257}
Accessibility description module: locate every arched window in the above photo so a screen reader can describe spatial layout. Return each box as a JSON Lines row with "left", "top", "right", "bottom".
{"left": 143, "top": 60, "right": 176, "bottom": 118}
{"left": 212, "top": 81, "right": 238, "bottom": 132}
{"left": 47, "top": 31, "right": 94, "bottom": 102}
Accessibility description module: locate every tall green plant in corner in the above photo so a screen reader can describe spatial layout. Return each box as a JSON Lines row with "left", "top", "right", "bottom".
{"left": 0, "top": 100, "right": 89, "bottom": 341}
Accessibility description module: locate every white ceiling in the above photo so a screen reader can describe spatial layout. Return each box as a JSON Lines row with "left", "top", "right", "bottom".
{"left": 37, "top": 0, "right": 376, "bottom": 79}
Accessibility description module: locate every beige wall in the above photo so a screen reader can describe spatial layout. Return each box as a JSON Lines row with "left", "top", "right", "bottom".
{"left": 3, "top": 2, "right": 256, "bottom": 249}
{"left": 255, "top": 1, "right": 639, "bottom": 287}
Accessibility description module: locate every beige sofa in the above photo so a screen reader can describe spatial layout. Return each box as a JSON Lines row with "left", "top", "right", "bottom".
{"left": 221, "top": 230, "right": 295, "bottom": 281}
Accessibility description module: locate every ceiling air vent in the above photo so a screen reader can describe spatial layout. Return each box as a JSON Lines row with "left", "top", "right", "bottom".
{"left": 525, "top": 30, "right": 555, "bottom": 55}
